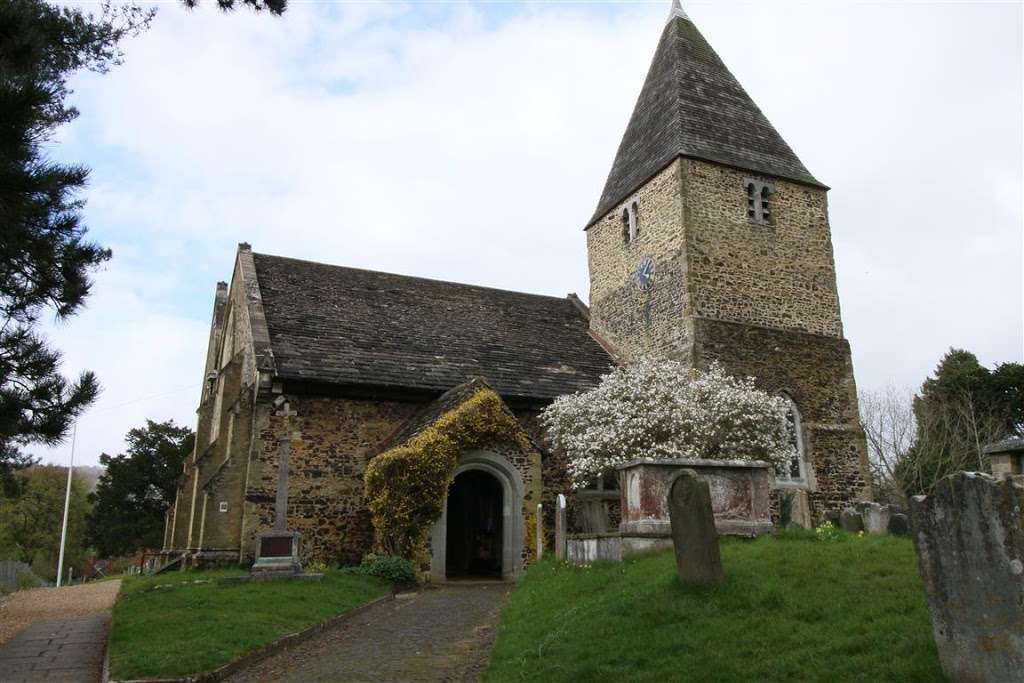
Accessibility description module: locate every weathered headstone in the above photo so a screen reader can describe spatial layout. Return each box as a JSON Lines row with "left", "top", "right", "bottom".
{"left": 862, "top": 502, "right": 891, "bottom": 535}
{"left": 554, "top": 494, "right": 567, "bottom": 561}
{"left": 887, "top": 513, "right": 909, "bottom": 537}
{"left": 910, "top": 472, "right": 1024, "bottom": 681}
{"left": 536, "top": 503, "right": 544, "bottom": 560}
{"left": 821, "top": 509, "right": 841, "bottom": 528}
{"left": 668, "top": 469, "right": 723, "bottom": 586}
{"left": 839, "top": 508, "right": 863, "bottom": 533}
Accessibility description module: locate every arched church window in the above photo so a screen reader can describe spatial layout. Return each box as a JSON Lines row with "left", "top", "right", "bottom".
{"left": 622, "top": 202, "right": 640, "bottom": 244}
{"left": 777, "top": 394, "right": 806, "bottom": 484}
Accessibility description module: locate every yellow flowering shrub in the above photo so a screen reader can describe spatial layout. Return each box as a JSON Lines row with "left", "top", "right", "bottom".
{"left": 363, "top": 387, "right": 530, "bottom": 560}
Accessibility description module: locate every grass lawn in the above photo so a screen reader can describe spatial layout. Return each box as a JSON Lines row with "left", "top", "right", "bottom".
{"left": 487, "top": 533, "right": 943, "bottom": 682}
{"left": 108, "top": 568, "right": 389, "bottom": 680}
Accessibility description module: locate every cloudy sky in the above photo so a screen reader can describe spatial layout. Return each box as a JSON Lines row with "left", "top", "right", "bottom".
{"left": 34, "top": 0, "right": 1022, "bottom": 467}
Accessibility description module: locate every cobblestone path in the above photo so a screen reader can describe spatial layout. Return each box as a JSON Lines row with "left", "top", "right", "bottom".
{"left": 228, "top": 583, "right": 511, "bottom": 683}
{"left": 0, "top": 581, "right": 121, "bottom": 682}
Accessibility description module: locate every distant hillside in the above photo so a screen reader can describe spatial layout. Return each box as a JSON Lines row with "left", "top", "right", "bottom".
{"left": 26, "top": 464, "right": 105, "bottom": 494}
{"left": 76, "top": 466, "right": 105, "bottom": 493}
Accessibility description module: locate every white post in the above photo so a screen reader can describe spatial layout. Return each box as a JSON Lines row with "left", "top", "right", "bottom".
{"left": 536, "top": 503, "right": 544, "bottom": 560}
{"left": 55, "top": 421, "right": 77, "bottom": 588}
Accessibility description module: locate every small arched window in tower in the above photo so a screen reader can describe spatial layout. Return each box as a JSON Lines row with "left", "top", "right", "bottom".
{"left": 622, "top": 202, "right": 640, "bottom": 245}
{"left": 778, "top": 394, "right": 806, "bottom": 484}
{"left": 745, "top": 178, "right": 774, "bottom": 225}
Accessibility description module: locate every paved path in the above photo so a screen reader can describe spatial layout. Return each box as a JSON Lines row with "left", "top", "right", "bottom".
{"left": 228, "top": 583, "right": 511, "bottom": 683}
{"left": 0, "top": 581, "right": 121, "bottom": 683}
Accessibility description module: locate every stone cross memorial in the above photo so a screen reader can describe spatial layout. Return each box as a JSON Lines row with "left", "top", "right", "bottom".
{"left": 668, "top": 469, "right": 723, "bottom": 586}
{"left": 252, "top": 402, "right": 304, "bottom": 575}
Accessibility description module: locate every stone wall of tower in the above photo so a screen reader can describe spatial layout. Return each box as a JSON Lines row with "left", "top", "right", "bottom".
{"left": 586, "top": 159, "right": 692, "bottom": 362}
{"left": 586, "top": 155, "right": 872, "bottom": 515}
{"left": 683, "top": 159, "right": 844, "bottom": 338}
{"left": 693, "top": 318, "right": 871, "bottom": 517}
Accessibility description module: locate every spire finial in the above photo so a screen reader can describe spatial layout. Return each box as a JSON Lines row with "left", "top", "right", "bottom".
{"left": 668, "top": 0, "right": 688, "bottom": 23}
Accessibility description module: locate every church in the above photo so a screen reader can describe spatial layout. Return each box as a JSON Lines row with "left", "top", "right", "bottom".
{"left": 163, "top": 2, "right": 870, "bottom": 579}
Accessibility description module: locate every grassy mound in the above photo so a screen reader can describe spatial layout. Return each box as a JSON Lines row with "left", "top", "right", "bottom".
{"left": 487, "top": 533, "right": 942, "bottom": 682}
{"left": 109, "top": 568, "right": 388, "bottom": 680}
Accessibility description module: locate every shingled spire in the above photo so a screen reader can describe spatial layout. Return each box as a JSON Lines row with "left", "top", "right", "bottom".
{"left": 587, "top": 3, "right": 823, "bottom": 227}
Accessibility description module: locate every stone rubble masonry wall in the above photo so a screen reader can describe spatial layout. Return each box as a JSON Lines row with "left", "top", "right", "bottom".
{"left": 694, "top": 317, "right": 870, "bottom": 520}
{"left": 514, "top": 407, "right": 582, "bottom": 542}
{"left": 684, "top": 159, "right": 843, "bottom": 338}
{"left": 238, "top": 398, "right": 546, "bottom": 567}
{"left": 241, "top": 396, "right": 422, "bottom": 566}
{"left": 587, "top": 159, "right": 692, "bottom": 362}
{"left": 587, "top": 156, "right": 870, "bottom": 521}
{"left": 910, "top": 472, "right": 1024, "bottom": 681}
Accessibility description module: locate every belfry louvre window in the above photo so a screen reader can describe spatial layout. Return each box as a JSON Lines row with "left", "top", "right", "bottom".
{"left": 622, "top": 201, "right": 640, "bottom": 244}
{"left": 745, "top": 179, "right": 774, "bottom": 225}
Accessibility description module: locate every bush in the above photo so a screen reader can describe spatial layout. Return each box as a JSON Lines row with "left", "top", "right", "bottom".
{"left": 17, "top": 570, "right": 43, "bottom": 590}
{"left": 351, "top": 554, "right": 416, "bottom": 585}
{"left": 542, "top": 359, "right": 793, "bottom": 487}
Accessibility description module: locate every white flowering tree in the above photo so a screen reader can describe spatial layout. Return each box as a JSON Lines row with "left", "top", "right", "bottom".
{"left": 541, "top": 358, "right": 794, "bottom": 488}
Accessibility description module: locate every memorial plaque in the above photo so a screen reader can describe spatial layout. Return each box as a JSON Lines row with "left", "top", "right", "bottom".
{"left": 260, "top": 535, "right": 293, "bottom": 558}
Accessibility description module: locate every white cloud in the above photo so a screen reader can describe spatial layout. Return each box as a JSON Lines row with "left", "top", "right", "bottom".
{"left": 30, "top": 1, "right": 1022, "bottom": 466}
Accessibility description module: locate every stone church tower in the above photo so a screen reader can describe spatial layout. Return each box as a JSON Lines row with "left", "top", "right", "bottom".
{"left": 586, "top": 2, "right": 871, "bottom": 519}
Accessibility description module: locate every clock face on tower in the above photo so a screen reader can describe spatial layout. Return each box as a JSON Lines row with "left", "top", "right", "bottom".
{"left": 635, "top": 256, "right": 655, "bottom": 291}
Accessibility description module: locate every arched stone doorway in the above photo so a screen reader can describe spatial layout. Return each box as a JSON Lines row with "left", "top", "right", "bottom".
{"left": 445, "top": 470, "right": 503, "bottom": 578}
{"left": 430, "top": 450, "right": 525, "bottom": 581}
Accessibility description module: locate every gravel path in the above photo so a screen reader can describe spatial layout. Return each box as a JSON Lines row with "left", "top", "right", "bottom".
{"left": 228, "top": 583, "right": 511, "bottom": 683}
{"left": 0, "top": 580, "right": 121, "bottom": 682}
{"left": 0, "top": 581, "right": 121, "bottom": 646}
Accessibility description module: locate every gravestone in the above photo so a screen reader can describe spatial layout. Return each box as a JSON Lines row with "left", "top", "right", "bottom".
{"left": 821, "top": 509, "right": 841, "bottom": 528}
{"left": 555, "top": 494, "right": 567, "bottom": 561}
{"left": 668, "top": 469, "right": 723, "bottom": 586}
{"left": 862, "top": 502, "right": 891, "bottom": 534}
{"left": 536, "top": 503, "right": 544, "bottom": 560}
{"left": 839, "top": 508, "right": 863, "bottom": 533}
{"left": 887, "top": 513, "right": 909, "bottom": 537}
{"left": 910, "top": 472, "right": 1024, "bottom": 681}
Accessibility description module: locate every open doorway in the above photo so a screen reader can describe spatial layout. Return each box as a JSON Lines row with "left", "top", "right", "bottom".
{"left": 445, "top": 469, "right": 503, "bottom": 578}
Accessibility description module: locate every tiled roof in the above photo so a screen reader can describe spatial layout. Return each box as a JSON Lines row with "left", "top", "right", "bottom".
{"left": 251, "top": 253, "right": 613, "bottom": 401}
{"left": 380, "top": 377, "right": 491, "bottom": 451}
{"left": 588, "top": 8, "right": 823, "bottom": 227}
